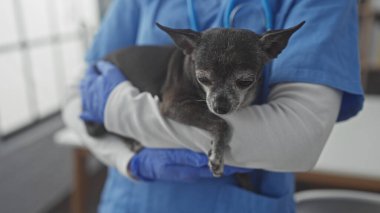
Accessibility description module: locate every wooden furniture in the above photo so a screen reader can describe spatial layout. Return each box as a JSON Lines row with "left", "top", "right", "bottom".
{"left": 71, "top": 148, "right": 90, "bottom": 213}
{"left": 297, "top": 172, "right": 380, "bottom": 193}
{"left": 360, "top": 0, "right": 380, "bottom": 93}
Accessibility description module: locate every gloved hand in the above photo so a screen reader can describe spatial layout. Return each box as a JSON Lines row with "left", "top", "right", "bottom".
{"left": 80, "top": 61, "right": 126, "bottom": 124}
{"left": 128, "top": 148, "right": 250, "bottom": 182}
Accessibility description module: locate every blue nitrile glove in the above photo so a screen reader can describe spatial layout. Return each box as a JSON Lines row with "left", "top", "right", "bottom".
{"left": 128, "top": 148, "right": 250, "bottom": 182}
{"left": 80, "top": 61, "right": 126, "bottom": 124}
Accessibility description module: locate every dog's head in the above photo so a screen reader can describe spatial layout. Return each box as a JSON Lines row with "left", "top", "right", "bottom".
{"left": 157, "top": 22, "right": 304, "bottom": 115}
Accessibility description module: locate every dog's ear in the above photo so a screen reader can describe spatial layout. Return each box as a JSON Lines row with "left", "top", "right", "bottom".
{"left": 156, "top": 23, "right": 201, "bottom": 55}
{"left": 259, "top": 21, "right": 305, "bottom": 59}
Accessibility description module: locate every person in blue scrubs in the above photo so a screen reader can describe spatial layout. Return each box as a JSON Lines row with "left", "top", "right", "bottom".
{"left": 79, "top": 0, "right": 364, "bottom": 212}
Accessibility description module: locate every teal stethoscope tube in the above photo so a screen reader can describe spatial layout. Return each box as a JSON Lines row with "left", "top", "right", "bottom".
{"left": 186, "top": 0, "right": 273, "bottom": 31}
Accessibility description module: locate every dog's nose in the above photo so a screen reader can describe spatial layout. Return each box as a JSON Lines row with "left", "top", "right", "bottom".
{"left": 213, "top": 96, "right": 231, "bottom": 114}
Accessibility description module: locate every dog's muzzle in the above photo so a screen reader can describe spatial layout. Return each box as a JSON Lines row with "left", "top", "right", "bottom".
{"left": 213, "top": 96, "right": 231, "bottom": 114}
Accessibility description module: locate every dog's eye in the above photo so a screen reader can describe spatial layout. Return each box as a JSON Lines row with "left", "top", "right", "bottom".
{"left": 197, "top": 77, "right": 212, "bottom": 86}
{"left": 236, "top": 79, "right": 254, "bottom": 89}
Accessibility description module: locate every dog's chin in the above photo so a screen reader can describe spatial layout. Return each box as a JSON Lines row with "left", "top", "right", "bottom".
{"left": 206, "top": 100, "right": 238, "bottom": 116}
{"left": 208, "top": 107, "right": 237, "bottom": 116}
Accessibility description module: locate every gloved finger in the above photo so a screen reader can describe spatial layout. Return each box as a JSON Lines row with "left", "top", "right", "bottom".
{"left": 96, "top": 60, "right": 127, "bottom": 80}
{"left": 80, "top": 111, "right": 96, "bottom": 122}
{"left": 79, "top": 86, "right": 91, "bottom": 116}
{"left": 193, "top": 165, "right": 250, "bottom": 178}
{"left": 89, "top": 91, "right": 104, "bottom": 123}
{"left": 162, "top": 165, "right": 213, "bottom": 182}
{"left": 223, "top": 165, "right": 251, "bottom": 176}
{"left": 96, "top": 61, "right": 119, "bottom": 75}
{"left": 84, "top": 63, "right": 101, "bottom": 77}
{"left": 80, "top": 67, "right": 100, "bottom": 93}
{"left": 165, "top": 149, "right": 209, "bottom": 167}
{"left": 179, "top": 164, "right": 251, "bottom": 178}
{"left": 171, "top": 165, "right": 251, "bottom": 179}
{"left": 80, "top": 74, "right": 93, "bottom": 90}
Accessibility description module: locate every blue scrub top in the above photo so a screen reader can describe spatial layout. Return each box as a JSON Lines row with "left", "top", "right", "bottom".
{"left": 87, "top": 0, "right": 364, "bottom": 212}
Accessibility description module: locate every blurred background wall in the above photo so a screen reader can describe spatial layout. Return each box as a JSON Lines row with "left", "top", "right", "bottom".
{"left": 0, "top": 0, "right": 100, "bottom": 138}
{"left": 0, "top": 1, "right": 110, "bottom": 213}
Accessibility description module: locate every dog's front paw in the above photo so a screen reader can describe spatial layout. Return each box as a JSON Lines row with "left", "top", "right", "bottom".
{"left": 208, "top": 149, "right": 224, "bottom": 177}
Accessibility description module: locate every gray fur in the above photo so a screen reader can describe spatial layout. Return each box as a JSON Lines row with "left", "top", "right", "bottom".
{"left": 157, "top": 22, "right": 305, "bottom": 176}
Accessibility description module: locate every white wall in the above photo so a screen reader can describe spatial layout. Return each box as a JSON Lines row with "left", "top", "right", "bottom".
{"left": 0, "top": 0, "right": 99, "bottom": 135}
{"left": 315, "top": 95, "right": 380, "bottom": 179}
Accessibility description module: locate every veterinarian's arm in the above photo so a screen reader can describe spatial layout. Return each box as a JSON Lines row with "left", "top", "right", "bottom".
{"left": 62, "top": 88, "right": 135, "bottom": 178}
{"left": 105, "top": 82, "right": 341, "bottom": 172}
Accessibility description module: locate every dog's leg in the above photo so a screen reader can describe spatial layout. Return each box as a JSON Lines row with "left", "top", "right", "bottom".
{"left": 84, "top": 121, "right": 107, "bottom": 137}
{"left": 161, "top": 100, "right": 231, "bottom": 177}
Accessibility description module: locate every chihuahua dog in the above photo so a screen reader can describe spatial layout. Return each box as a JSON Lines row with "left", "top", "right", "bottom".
{"left": 85, "top": 22, "right": 305, "bottom": 177}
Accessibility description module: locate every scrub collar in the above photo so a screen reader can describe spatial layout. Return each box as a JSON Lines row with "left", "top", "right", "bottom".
{"left": 186, "top": 0, "right": 273, "bottom": 31}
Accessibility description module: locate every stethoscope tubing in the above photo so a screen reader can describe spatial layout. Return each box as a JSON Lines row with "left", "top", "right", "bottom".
{"left": 186, "top": 0, "right": 273, "bottom": 31}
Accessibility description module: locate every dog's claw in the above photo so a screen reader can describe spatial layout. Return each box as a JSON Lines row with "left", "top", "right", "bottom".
{"left": 208, "top": 149, "right": 212, "bottom": 157}
{"left": 208, "top": 149, "right": 224, "bottom": 177}
{"left": 209, "top": 160, "right": 223, "bottom": 177}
